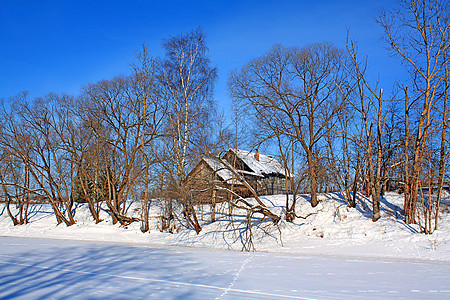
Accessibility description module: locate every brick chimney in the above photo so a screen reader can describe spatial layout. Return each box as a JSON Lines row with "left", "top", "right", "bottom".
{"left": 254, "top": 149, "right": 259, "bottom": 161}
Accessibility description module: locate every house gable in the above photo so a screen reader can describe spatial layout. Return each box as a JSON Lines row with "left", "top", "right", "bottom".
{"left": 186, "top": 149, "right": 291, "bottom": 202}
{"left": 225, "top": 148, "right": 290, "bottom": 178}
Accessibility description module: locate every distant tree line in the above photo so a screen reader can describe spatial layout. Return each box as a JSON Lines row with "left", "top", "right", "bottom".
{"left": 0, "top": 0, "right": 448, "bottom": 235}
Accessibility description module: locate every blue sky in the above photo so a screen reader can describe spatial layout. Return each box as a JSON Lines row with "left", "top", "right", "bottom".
{"left": 0, "top": 0, "right": 404, "bottom": 111}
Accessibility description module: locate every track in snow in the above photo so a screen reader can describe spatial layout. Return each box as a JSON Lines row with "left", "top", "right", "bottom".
{"left": 0, "top": 237, "right": 448, "bottom": 299}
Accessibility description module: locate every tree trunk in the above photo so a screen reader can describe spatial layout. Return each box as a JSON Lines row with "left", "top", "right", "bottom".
{"left": 211, "top": 188, "right": 216, "bottom": 223}
{"left": 141, "top": 198, "right": 150, "bottom": 233}
{"left": 184, "top": 203, "right": 202, "bottom": 234}
{"left": 434, "top": 61, "right": 448, "bottom": 231}
{"left": 404, "top": 87, "right": 413, "bottom": 223}
{"left": 307, "top": 151, "right": 319, "bottom": 207}
{"left": 372, "top": 89, "right": 383, "bottom": 222}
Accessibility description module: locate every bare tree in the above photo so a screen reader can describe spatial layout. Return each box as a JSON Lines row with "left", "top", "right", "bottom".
{"left": 325, "top": 107, "right": 358, "bottom": 207}
{"left": 378, "top": 0, "right": 449, "bottom": 226}
{"left": 81, "top": 76, "right": 150, "bottom": 226}
{"left": 0, "top": 94, "right": 79, "bottom": 226}
{"left": 345, "top": 36, "right": 397, "bottom": 221}
{"left": 159, "top": 28, "right": 217, "bottom": 233}
{"left": 0, "top": 94, "right": 32, "bottom": 225}
{"left": 434, "top": 50, "right": 449, "bottom": 230}
{"left": 229, "top": 43, "right": 350, "bottom": 208}
{"left": 130, "top": 45, "right": 166, "bottom": 232}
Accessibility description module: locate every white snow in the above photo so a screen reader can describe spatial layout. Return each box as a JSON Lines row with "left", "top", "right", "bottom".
{"left": 1, "top": 236, "right": 449, "bottom": 299}
{"left": 0, "top": 192, "right": 449, "bottom": 298}
{"left": 1, "top": 192, "right": 449, "bottom": 261}
{"left": 203, "top": 157, "right": 244, "bottom": 184}
{"left": 229, "top": 148, "right": 290, "bottom": 177}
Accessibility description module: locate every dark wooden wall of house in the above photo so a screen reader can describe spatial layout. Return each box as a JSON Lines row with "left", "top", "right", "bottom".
{"left": 186, "top": 161, "right": 249, "bottom": 204}
{"left": 186, "top": 153, "right": 292, "bottom": 205}
{"left": 257, "top": 176, "right": 289, "bottom": 195}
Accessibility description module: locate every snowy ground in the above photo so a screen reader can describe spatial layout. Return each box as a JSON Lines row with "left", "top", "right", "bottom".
{"left": 1, "top": 236, "right": 449, "bottom": 299}
{"left": 1, "top": 192, "right": 449, "bottom": 261}
{"left": 0, "top": 192, "right": 449, "bottom": 298}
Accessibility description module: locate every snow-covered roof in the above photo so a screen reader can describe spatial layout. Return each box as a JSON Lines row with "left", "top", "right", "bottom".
{"left": 228, "top": 149, "right": 292, "bottom": 178}
{"left": 203, "top": 157, "right": 242, "bottom": 185}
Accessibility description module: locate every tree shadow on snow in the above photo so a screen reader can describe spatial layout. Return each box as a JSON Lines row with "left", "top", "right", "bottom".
{"left": 328, "top": 192, "right": 419, "bottom": 234}
{"left": 0, "top": 237, "right": 236, "bottom": 299}
{"left": 325, "top": 192, "right": 373, "bottom": 219}
{"left": 380, "top": 196, "right": 403, "bottom": 220}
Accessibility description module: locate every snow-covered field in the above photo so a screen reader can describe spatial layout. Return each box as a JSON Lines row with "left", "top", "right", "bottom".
{"left": 1, "top": 192, "right": 449, "bottom": 261}
{"left": 1, "top": 236, "right": 449, "bottom": 299}
{"left": 0, "top": 192, "right": 449, "bottom": 299}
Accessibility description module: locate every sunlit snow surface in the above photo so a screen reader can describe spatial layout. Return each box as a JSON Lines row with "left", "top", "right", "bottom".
{"left": 0, "top": 237, "right": 448, "bottom": 299}
{"left": 1, "top": 192, "right": 449, "bottom": 298}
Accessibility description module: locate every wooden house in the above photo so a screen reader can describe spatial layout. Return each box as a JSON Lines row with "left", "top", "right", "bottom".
{"left": 186, "top": 149, "right": 292, "bottom": 204}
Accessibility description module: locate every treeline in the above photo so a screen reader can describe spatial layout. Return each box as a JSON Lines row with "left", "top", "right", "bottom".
{"left": 0, "top": 29, "right": 222, "bottom": 233}
{"left": 229, "top": 0, "right": 449, "bottom": 233}
{"left": 1, "top": 0, "right": 449, "bottom": 235}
